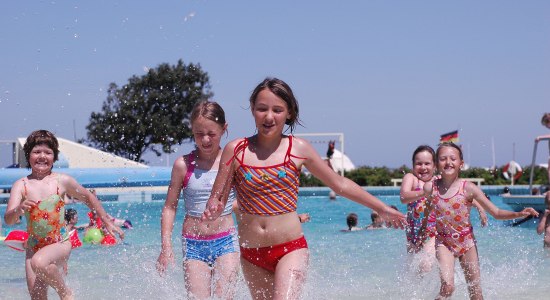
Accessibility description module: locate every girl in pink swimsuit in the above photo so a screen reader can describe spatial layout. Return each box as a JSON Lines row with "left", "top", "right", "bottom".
{"left": 421, "top": 142, "right": 538, "bottom": 300}
{"left": 202, "top": 77, "right": 406, "bottom": 299}
{"left": 4, "top": 130, "right": 124, "bottom": 300}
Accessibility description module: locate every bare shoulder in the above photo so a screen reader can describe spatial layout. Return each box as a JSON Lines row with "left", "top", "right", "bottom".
{"left": 54, "top": 172, "right": 78, "bottom": 187}
{"left": 290, "top": 136, "right": 315, "bottom": 155}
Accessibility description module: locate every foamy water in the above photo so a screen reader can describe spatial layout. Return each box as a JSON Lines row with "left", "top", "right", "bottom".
{"left": 1, "top": 195, "right": 548, "bottom": 299}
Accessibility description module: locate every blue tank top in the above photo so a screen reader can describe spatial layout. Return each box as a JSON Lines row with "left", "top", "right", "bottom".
{"left": 182, "top": 168, "right": 235, "bottom": 217}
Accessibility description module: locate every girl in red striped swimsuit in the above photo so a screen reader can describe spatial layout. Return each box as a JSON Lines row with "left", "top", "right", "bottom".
{"left": 202, "top": 77, "right": 406, "bottom": 299}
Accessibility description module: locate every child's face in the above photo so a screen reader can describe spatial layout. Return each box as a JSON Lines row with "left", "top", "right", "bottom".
{"left": 413, "top": 151, "right": 435, "bottom": 182}
{"left": 437, "top": 146, "right": 463, "bottom": 177}
{"left": 251, "top": 89, "right": 290, "bottom": 137}
{"left": 192, "top": 116, "right": 226, "bottom": 157}
{"left": 29, "top": 144, "right": 55, "bottom": 173}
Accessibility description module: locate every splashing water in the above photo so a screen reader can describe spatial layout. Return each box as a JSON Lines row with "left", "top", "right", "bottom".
{"left": 0, "top": 194, "right": 548, "bottom": 299}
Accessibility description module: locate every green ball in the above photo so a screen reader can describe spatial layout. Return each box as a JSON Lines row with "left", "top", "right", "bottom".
{"left": 83, "top": 228, "right": 103, "bottom": 244}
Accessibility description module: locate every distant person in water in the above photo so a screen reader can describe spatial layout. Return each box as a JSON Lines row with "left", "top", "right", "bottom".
{"left": 537, "top": 112, "right": 550, "bottom": 187}
{"left": 537, "top": 192, "right": 550, "bottom": 248}
{"left": 501, "top": 186, "right": 511, "bottom": 196}
{"left": 366, "top": 211, "right": 386, "bottom": 229}
{"left": 342, "top": 213, "right": 364, "bottom": 231}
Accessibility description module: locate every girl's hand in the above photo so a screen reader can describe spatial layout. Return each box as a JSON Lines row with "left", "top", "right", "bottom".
{"left": 18, "top": 199, "right": 38, "bottom": 214}
{"left": 103, "top": 222, "right": 125, "bottom": 241}
{"left": 520, "top": 207, "right": 539, "bottom": 218}
{"left": 381, "top": 206, "right": 406, "bottom": 229}
{"left": 201, "top": 198, "right": 224, "bottom": 222}
{"left": 479, "top": 210, "right": 489, "bottom": 227}
{"left": 156, "top": 247, "right": 175, "bottom": 275}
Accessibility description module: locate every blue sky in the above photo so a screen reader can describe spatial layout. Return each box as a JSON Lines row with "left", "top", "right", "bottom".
{"left": 1, "top": 1, "right": 549, "bottom": 169}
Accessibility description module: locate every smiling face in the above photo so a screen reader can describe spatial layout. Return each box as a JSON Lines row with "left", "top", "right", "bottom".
{"left": 29, "top": 144, "right": 55, "bottom": 174}
{"left": 436, "top": 145, "right": 463, "bottom": 178}
{"left": 251, "top": 89, "right": 290, "bottom": 137}
{"left": 413, "top": 150, "right": 435, "bottom": 182}
{"left": 192, "top": 116, "right": 226, "bottom": 156}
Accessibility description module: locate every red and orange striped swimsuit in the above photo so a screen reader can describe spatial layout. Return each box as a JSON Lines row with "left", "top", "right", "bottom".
{"left": 231, "top": 136, "right": 308, "bottom": 272}
{"left": 232, "top": 136, "right": 303, "bottom": 216}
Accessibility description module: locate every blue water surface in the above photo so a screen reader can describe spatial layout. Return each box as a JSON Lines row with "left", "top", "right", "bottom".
{"left": 1, "top": 193, "right": 549, "bottom": 299}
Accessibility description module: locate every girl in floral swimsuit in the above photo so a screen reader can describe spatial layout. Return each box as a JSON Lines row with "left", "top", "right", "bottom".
{"left": 421, "top": 142, "right": 538, "bottom": 300}
{"left": 4, "top": 130, "right": 124, "bottom": 300}
{"left": 202, "top": 77, "right": 406, "bottom": 299}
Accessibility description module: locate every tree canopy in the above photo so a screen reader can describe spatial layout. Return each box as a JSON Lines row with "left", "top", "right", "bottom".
{"left": 84, "top": 60, "right": 212, "bottom": 162}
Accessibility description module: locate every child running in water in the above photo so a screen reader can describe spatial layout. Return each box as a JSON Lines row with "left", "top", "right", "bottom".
{"left": 400, "top": 145, "right": 488, "bottom": 275}
{"left": 420, "top": 142, "right": 538, "bottom": 299}
{"left": 156, "top": 101, "right": 240, "bottom": 299}
{"left": 4, "top": 130, "right": 124, "bottom": 300}
{"left": 202, "top": 77, "right": 406, "bottom": 299}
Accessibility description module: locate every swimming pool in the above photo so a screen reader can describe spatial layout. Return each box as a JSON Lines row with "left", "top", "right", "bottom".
{"left": 1, "top": 193, "right": 549, "bottom": 299}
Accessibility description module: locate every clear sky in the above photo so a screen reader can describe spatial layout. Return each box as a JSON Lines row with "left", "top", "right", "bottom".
{"left": 1, "top": 1, "right": 549, "bottom": 169}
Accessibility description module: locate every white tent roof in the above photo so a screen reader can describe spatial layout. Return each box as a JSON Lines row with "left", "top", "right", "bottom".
{"left": 329, "top": 149, "right": 355, "bottom": 173}
{"left": 15, "top": 137, "right": 147, "bottom": 168}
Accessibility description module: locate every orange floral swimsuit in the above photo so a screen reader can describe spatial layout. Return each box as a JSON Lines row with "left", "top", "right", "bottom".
{"left": 432, "top": 179, "right": 476, "bottom": 257}
{"left": 23, "top": 177, "right": 68, "bottom": 252}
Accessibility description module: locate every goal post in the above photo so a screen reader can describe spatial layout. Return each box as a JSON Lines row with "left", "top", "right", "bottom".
{"left": 293, "top": 132, "right": 345, "bottom": 175}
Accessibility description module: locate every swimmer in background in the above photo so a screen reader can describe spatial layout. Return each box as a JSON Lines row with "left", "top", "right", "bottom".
{"left": 341, "top": 213, "right": 365, "bottom": 231}
{"left": 536, "top": 192, "right": 550, "bottom": 248}
{"left": 365, "top": 211, "right": 386, "bottom": 230}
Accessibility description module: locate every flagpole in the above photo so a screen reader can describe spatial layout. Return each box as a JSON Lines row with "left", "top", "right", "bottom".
{"left": 491, "top": 136, "right": 496, "bottom": 169}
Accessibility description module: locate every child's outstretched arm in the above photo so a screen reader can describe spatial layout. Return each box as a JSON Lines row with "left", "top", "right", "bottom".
{"left": 400, "top": 173, "right": 425, "bottom": 204}
{"left": 202, "top": 140, "right": 238, "bottom": 222}
{"left": 466, "top": 182, "right": 539, "bottom": 220}
{"left": 157, "top": 157, "right": 185, "bottom": 275}
{"left": 416, "top": 181, "right": 435, "bottom": 245}
{"left": 472, "top": 200, "right": 488, "bottom": 227}
{"left": 62, "top": 175, "right": 125, "bottom": 240}
{"left": 296, "top": 137, "right": 406, "bottom": 228}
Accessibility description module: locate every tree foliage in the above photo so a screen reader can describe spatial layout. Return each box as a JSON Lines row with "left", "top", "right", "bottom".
{"left": 84, "top": 60, "right": 212, "bottom": 162}
{"left": 299, "top": 164, "right": 548, "bottom": 187}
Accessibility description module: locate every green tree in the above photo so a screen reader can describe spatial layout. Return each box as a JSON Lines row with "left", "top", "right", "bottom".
{"left": 84, "top": 60, "right": 212, "bottom": 162}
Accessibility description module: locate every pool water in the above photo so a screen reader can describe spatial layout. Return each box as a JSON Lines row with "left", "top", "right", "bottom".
{"left": 1, "top": 195, "right": 549, "bottom": 299}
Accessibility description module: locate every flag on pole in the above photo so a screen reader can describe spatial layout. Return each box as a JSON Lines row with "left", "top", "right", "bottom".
{"left": 440, "top": 130, "right": 459, "bottom": 144}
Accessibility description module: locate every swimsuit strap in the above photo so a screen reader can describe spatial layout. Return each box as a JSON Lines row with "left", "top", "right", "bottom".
{"left": 183, "top": 151, "right": 196, "bottom": 188}
{"left": 226, "top": 138, "right": 249, "bottom": 166}
{"left": 23, "top": 179, "right": 28, "bottom": 197}
{"left": 56, "top": 173, "right": 61, "bottom": 195}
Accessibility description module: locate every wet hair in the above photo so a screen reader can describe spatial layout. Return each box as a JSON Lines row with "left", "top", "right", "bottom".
{"left": 436, "top": 142, "right": 463, "bottom": 161}
{"left": 249, "top": 77, "right": 302, "bottom": 133}
{"left": 346, "top": 213, "right": 358, "bottom": 230}
{"left": 23, "top": 130, "right": 59, "bottom": 168}
{"left": 370, "top": 211, "right": 380, "bottom": 223}
{"left": 541, "top": 113, "right": 550, "bottom": 126}
{"left": 65, "top": 208, "right": 78, "bottom": 222}
{"left": 412, "top": 145, "right": 436, "bottom": 164}
{"left": 503, "top": 186, "right": 510, "bottom": 193}
{"left": 190, "top": 100, "right": 227, "bottom": 131}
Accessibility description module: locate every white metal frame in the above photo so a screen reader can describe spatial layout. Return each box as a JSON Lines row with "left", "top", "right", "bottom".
{"left": 293, "top": 132, "right": 345, "bottom": 175}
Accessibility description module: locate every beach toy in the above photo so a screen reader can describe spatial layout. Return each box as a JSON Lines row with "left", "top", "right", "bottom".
{"left": 69, "top": 230, "right": 82, "bottom": 248}
{"left": 3, "top": 230, "right": 29, "bottom": 252}
{"left": 101, "top": 234, "right": 117, "bottom": 246}
{"left": 83, "top": 228, "right": 103, "bottom": 244}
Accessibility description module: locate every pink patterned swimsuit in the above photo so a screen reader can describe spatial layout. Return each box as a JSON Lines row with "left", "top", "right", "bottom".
{"left": 432, "top": 179, "right": 476, "bottom": 257}
{"left": 406, "top": 186, "right": 437, "bottom": 245}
